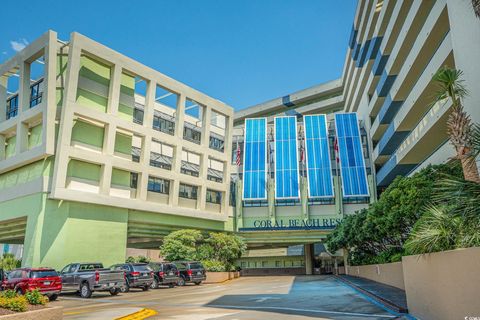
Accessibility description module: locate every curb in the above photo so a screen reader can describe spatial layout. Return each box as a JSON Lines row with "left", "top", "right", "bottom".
{"left": 334, "top": 275, "right": 408, "bottom": 314}
{"left": 115, "top": 308, "right": 158, "bottom": 320}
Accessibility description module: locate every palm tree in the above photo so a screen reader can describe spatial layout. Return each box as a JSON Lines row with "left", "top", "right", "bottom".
{"left": 473, "top": 0, "right": 480, "bottom": 18}
{"left": 432, "top": 67, "right": 480, "bottom": 183}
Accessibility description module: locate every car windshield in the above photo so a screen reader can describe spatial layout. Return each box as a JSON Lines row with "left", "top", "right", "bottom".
{"left": 79, "top": 264, "right": 103, "bottom": 270}
{"left": 30, "top": 270, "right": 58, "bottom": 278}
{"left": 133, "top": 264, "right": 152, "bottom": 272}
{"left": 189, "top": 263, "right": 203, "bottom": 269}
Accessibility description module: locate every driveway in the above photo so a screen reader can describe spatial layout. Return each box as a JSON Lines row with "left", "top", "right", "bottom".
{"left": 56, "top": 275, "right": 405, "bottom": 319}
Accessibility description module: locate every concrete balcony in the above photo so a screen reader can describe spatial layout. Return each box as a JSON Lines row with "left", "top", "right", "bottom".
{"left": 376, "top": 98, "right": 451, "bottom": 186}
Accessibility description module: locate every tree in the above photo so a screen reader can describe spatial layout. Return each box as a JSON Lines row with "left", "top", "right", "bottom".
{"left": 0, "top": 253, "right": 21, "bottom": 271}
{"left": 159, "top": 229, "right": 203, "bottom": 261}
{"left": 432, "top": 67, "right": 480, "bottom": 183}
{"left": 325, "top": 163, "right": 462, "bottom": 265}
{"left": 204, "top": 232, "right": 246, "bottom": 270}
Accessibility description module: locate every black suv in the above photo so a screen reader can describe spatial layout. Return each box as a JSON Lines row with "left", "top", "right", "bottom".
{"left": 148, "top": 262, "right": 179, "bottom": 289}
{"left": 173, "top": 261, "right": 206, "bottom": 286}
{"left": 110, "top": 263, "right": 153, "bottom": 292}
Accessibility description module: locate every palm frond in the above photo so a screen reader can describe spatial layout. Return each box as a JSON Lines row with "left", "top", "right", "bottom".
{"left": 404, "top": 205, "right": 461, "bottom": 254}
{"left": 473, "top": 0, "right": 480, "bottom": 18}
{"left": 432, "top": 66, "right": 468, "bottom": 103}
{"left": 432, "top": 176, "right": 480, "bottom": 218}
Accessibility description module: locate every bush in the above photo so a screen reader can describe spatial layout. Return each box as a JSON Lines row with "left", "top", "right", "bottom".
{"left": 0, "top": 253, "right": 21, "bottom": 272}
{"left": 126, "top": 255, "right": 151, "bottom": 263}
{"left": 25, "top": 289, "right": 48, "bottom": 305}
{"left": 202, "top": 260, "right": 226, "bottom": 272}
{"left": 0, "top": 296, "right": 28, "bottom": 312}
{"left": 1, "top": 290, "right": 17, "bottom": 299}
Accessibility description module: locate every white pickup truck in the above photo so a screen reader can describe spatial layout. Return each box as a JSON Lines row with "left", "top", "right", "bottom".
{"left": 59, "top": 263, "right": 125, "bottom": 298}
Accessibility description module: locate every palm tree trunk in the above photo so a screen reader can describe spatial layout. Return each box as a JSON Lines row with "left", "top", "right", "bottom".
{"left": 459, "top": 146, "right": 480, "bottom": 183}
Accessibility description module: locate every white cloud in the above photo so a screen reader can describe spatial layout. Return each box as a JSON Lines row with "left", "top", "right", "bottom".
{"left": 10, "top": 38, "right": 29, "bottom": 52}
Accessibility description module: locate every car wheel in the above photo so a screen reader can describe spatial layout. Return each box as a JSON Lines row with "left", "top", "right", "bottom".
{"left": 109, "top": 288, "right": 119, "bottom": 296}
{"left": 194, "top": 281, "right": 202, "bottom": 285}
{"left": 80, "top": 282, "right": 92, "bottom": 298}
{"left": 15, "top": 287, "right": 24, "bottom": 295}
{"left": 150, "top": 278, "right": 158, "bottom": 289}
{"left": 177, "top": 277, "right": 186, "bottom": 286}
{"left": 120, "top": 283, "right": 130, "bottom": 293}
{"left": 142, "top": 285, "right": 149, "bottom": 291}
{"left": 49, "top": 294, "right": 58, "bottom": 301}
{"left": 168, "top": 283, "right": 175, "bottom": 288}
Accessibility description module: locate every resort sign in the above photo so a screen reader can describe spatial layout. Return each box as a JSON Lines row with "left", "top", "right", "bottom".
{"left": 239, "top": 218, "right": 343, "bottom": 231}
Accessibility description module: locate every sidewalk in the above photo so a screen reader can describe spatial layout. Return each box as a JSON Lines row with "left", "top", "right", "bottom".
{"left": 335, "top": 275, "right": 408, "bottom": 314}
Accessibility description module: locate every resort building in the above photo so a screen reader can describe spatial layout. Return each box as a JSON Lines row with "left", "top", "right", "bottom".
{"left": 1, "top": 0, "right": 479, "bottom": 273}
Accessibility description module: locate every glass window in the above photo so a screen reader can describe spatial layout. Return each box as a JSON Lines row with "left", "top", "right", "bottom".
{"left": 209, "top": 134, "right": 224, "bottom": 152}
{"left": 183, "top": 126, "right": 201, "bottom": 144}
{"left": 153, "top": 112, "right": 175, "bottom": 135}
{"left": 29, "top": 79, "right": 43, "bottom": 108}
{"left": 133, "top": 108, "right": 144, "bottom": 125}
{"left": 6, "top": 95, "right": 18, "bottom": 120}
{"left": 30, "top": 270, "right": 58, "bottom": 278}
{"left": 206, "top": 189, "right": 221, "bottom": 204}
{"left": 179, "top": 183, "right": 198, "bottom": 200}
{"left": 147, "top": 176, "right": 170, "bottom": 194}
{"left": 150, "top": 152, "right": 172, "bottom": 170}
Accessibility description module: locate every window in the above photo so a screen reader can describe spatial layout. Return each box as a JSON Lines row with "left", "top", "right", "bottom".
{"left": 150, "top": 152, "right": 172, "bottom": 170}
{"left": 183, "top": 125, "right": 201, "bottom": 144}
{"left": 262, "top": 261, "right": 268, "bottom": 268}
{"left": 29, "top": 79, "right": 43, "bottom": 108}
{"left": 206, "top": 189, "right": 221, "bottom": 204}
{"left": 148, "top": 176, "right": 170, "bottom": 194}
{"left": 153, "top": 111, "right": 175, "bottom": 135}
{"left": 130, "top": 172, "right": 138, "bottom": 189}
{"left": 209, "top": 133, "right": 224, "bottom": 152}
{"left": 207, "top": 168, "right": 223, "bottom": 182}
{"left": 6, "top": 95, "right": 18, "bottom": 120}
{"left": 275, "top": 261, "right": 282, "bottom": 268}
{"left": 181, "top": 161, "right": 200, "bottom": 177}
{"left": 179, "top": 183, "right": 198, "bottom": 200}
{"left": 133, "top": 107, "right": 144, "bottom": 125}
{"left": 132, "top": 146, "right": 141, "bottom": 163}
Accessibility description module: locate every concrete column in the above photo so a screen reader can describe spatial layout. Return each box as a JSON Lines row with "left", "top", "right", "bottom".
{"left": 201, "top": 106, "right": 211, "bottom": 150}
{"left": 0, "top": 135, "right": 5, "bottom": 160}
{"left": 18, "top": 62, "right": 31, "bottom": 113}
{"left": 107, "top": 64, "right": 121, "bottom": 116}
{"left": 16, "top": 122, "right": 29, "bottom": 154}
{"left": 235, "top": 180, "right": 243, "bottom": 230}
{"left": 304, "top": 244, "right": 313, "bottom": 275}
{"left": 136, "top": 170, "right": 149, "bottom": 201}
{"left": 99, "top": 163, "right": 112, "bottom": 195}
{"left": 0, "top": 76, "right": 7, "bottom": 123}
{"left": 143, "top": 81, "right": 156, "bottom": 129}
{"left": 44, "top": 30, "right": 58, "bottom": 155}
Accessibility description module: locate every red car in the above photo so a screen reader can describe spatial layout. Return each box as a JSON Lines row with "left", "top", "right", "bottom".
{"left": 1, "top": 268, "right": 62, "bottom": 301}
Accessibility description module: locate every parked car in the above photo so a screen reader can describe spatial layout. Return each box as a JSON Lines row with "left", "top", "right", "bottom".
{"left": 148, "top": 262, "right": 179, "bottom": 289}
{"left": 59, "top": 263, "right": 125, "bottom": 298}
{"left": 0, "top": 268, "right": 61, "bottom": 301}
{"left": 173, "top": 261, "right": 206, "bottom": 286}
{"left": 110, "top": 263, "right": 153, "bottom": 292}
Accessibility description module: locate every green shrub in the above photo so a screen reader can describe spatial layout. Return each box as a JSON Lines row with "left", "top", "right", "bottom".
{"left": 202, "top": 260, "right": 226, "bottom": 272}
{"left": 1, "top": 290, "right": 17, "bottom": 299}
{"left": 25, "top": 289, "right": 48, "bottom": 305}
{"left": 0, "top": 296, "right": 28, "bottom": 312}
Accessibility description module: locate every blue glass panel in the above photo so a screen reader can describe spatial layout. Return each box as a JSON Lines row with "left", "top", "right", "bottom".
{"left": 334, "top": 113, "right": 370, "bottom": 197}
{"left": 304, "top": 115, "right": 334, "bottom": 198}
{"left": 274, "top": 116, "right": 300, "bottom": 199}
{"left": 242, "top": 118, "right": 268, "bottom": 200}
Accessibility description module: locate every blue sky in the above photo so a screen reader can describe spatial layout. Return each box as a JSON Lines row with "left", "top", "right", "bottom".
{"left": 1, "top": 0, "right": 356, "bottom": 110}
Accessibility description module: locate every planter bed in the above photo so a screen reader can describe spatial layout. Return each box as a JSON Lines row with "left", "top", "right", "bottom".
{"left": 204, "top": 272, "right": 240, "bottom": 283}
{"left": 0, "top": 306, "right": 63, "bottom": 319}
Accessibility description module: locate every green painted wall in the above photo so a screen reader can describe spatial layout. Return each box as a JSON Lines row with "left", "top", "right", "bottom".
{"left": 111, "top": 168, "right": 130, "bottom": 187}
{"left": 71, "top": 120, "right": 104, "bottom": 148}
{"left": 76, "top": 55, "right": 111, "bottom": 112}
{"left": 5, "top": 136, "right": 16, "bottom": 158}
{"left": 28, "top": 124, "right": 43, "bottom": 149}
{"left": 114, "top": 132, "right": 132, "bottom": 155}
{"left": 0, "top": 159, "right": 52, "bottom": 191}
{"left": 118, "top": 72, "right": 134, "bottom": 121}
{"left": 67, "top": 159, "right": 101, "bottom": 182}
{"left": 0, "top": 193, "right": 128, "bottom": 270}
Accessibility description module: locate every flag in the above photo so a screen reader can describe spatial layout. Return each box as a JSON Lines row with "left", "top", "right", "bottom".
{"left": 334, "top": 138, "right": 340, "bottom": 164}
{"left": 236, "top": 144, "right": 241, "bottom": 167}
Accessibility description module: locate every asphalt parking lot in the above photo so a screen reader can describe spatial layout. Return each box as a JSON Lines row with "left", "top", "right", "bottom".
{"left": 55, "top": 275, "right": 407, "bottom": 319}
